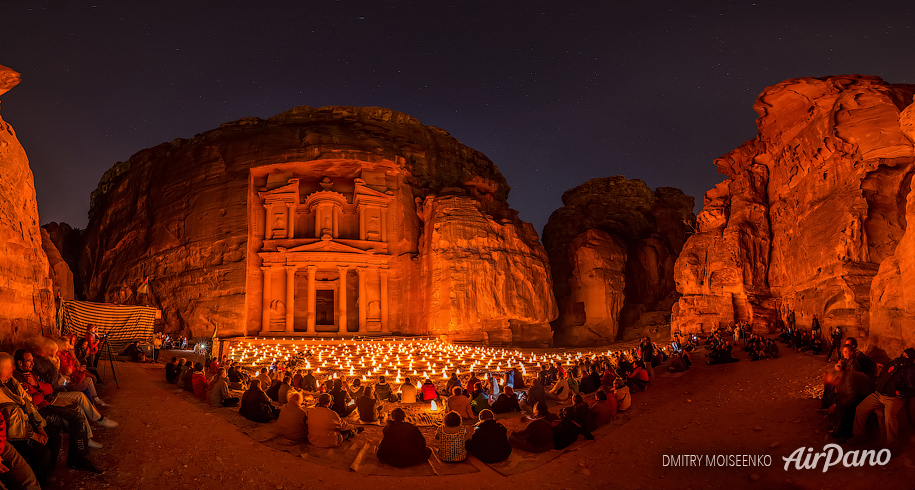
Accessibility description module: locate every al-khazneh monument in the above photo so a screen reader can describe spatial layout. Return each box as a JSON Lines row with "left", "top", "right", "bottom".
{"left": 72, "top": 106, "right": 556, "bottom": 345}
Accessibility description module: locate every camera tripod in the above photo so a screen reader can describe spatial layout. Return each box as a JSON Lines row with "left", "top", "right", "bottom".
{"left": 97, "top": 335, "right": 120, "bottom": 389}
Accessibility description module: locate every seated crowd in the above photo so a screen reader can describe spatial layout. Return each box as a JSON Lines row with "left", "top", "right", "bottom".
{"left": 1, "top": 329, "right": 120, "bottom": 490}
{"left": 167, "top": 339, "right": 677, "bottom": 469}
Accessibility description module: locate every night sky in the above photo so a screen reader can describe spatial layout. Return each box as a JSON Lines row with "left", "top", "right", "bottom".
{"left": 1, "top": 1, "right": 913, "bottom": 234}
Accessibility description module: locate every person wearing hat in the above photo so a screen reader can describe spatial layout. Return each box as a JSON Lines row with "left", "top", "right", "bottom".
{"left": 849, "top": 347, "right": 915, "bottom": 446}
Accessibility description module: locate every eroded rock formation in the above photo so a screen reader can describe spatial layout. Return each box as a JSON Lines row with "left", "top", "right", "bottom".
{"left": 79, "top": 106, "right": 556, "bottom": 344}
{"left": 543, "top": 177, "right": 694, "bottom": 346}
{"left": 0, "top": 64, "right": 56, "bottom": 345}
{"left": 674, "top": 75, "right": 915, "bottom": 352}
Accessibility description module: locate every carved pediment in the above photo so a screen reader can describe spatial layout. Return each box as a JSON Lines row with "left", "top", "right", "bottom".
{"left": 258, "top": 178, "right": 300, "bottom": 204}
{"left": 285, "top": 237, "right": 374, "bottom": 255}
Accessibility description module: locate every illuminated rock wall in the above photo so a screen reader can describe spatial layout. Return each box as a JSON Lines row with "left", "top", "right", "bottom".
{"left": 0, "top": 65, "right": 56, "bottom": 345}
{"left": 674, "top": 75, "right": 915, "bottom": 352}
{"left": 543, "top": 177, "right": 694, "bottom": 346}
{"left": 79, "top": 106, "right": 557, "bottom": 344}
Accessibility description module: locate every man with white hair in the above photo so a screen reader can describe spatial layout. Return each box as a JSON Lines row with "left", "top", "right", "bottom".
{"left": 0, "top": 352, "right": 61, "bottom": 485}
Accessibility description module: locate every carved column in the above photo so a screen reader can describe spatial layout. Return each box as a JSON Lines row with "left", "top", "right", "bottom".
{"left": 286, "top": 204, "right": 295, "bottom": 239}
{"left": 359, "top": 210, "right": 366, "bottom": 241}
{"left": 381, "top": 207, "right": 387, "bottom": 243}
{"left": 357, "top": 267, "right": 367, "bottom": 334}
{"left": 264, "top": 205, "right": 273, "bottom": 240}
{"left": 285, "top": 265, "right": 297, "bottom": 333}
{"left": 337, "top": 266, "right": 349, "bottom": 333}
{"left": 306, "top": 265, "right": 318, "bottom": 334}
{"left": 380, "top": 268, "right": 389, "bottom": 333}
{"left": 261, "top": 266, "right": 272, "bottom": 333}
{"left": 332, "top": 207, "right": 339, "bottom": 238}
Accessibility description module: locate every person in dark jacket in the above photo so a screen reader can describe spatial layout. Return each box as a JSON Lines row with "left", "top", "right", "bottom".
{"left": 508, "top": 401, "right": 557, "bottom": 453}
{"left": 376, "top": 408, "right": 431, "bottom": 467}
{"left": 850, "top": 347, "right": 915, "bottom": 446}
{"left": 465, "top": 410, "right": 511, "bottom": 463}
{"left": 239, "top": 379, "right": 278, "bottom": 423}
{"left": 330, "top": 379, "right": 356, "bottom": 417}
{"left": 373, "top": 376, "right": 396, "bottom": 402}
{"left": 491, "top": 386, "right": 522, "bottom": 414}
{"left": 553, "top": 395, "right": 594, "bottom": 450}
{"left": 301, "top": 370, "right": 318, "bottom": 392}
{"left": 823, "top": 368, "right": 874, "bottom": 441}
{"left": 165, "top": 357, "right": 180, "bottom": 383}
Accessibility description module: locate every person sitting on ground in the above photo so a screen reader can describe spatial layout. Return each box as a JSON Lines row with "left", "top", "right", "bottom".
{"left": 600, "top": 362, "right": 617, "bottom": 389}
{"left": 330, "top": 379, "right": 356, "bottom": 417}
{"left": 508, "top": 401, "right": 557, "bottom": 453}
{"left": 356, "top": 385, "right": 383, "bottom": 423}
{"left": 291, "top": 369, "right": 303, "bottom": 390}
{"left": 265, "top": 374, "right": 284, "bottom": 402}
{"left": 275, "top": 391, "right": 308, "bottom": 443}
{"left": 176, "top": 359, "right": 192, "bottom": 389}
{"left": 612, "top": 378, "right": 631, "bottom": 412}
{"left": 301, "top": 370, "right": 318, "bottom": 392}
{"left": 626, "top": 361, "right": 650, "bottom": 392}
{"left": 566, "top": 367, "right": 580, "bottom": 395}
{"left": 44, "top": 338, "right": 107, "bottom": 407}
{"left": 307, "top": 394, "right": 362, "bottom": 448}
{"left": 207, "top": 368, "right": 239, "bottom": 407}
{"left": 226, "top": 363, "right": 246, "bottom": 390}
{"left": 277, "top": 375, "right": 294, "bottom": 405}
{"left": 491, "top": 385, "right": 522, "bottom": 414}
{"left": 465, "top": 409, "right": 511, "bottom": 463}
{"left": 668, "top": 351, "right": 690, "bottom": 372}
{"left": 444, "top": 372, "right": 461, "bottom": 396}
{"left": 707, "top": 340, "right": 739, "bottom": 365}
{"left": 447, "top": 386, "right": 474, "bottom": 420}
{"left": 165, "top": 356, "right": 180, "bottom": 383}
{"left": 320, "top": 379, "right": 334, "bottom": 394}
{"left": 377, "top": 408, "right": 431, "bottom": 467}
{"left": 510, "top": 366, "right": 526, "bottom": 389}
{"left": 521, "top": 378, "right": 547, "bottom": 412}
{"left": 60, "top": 335, "right": 99, "bottom": 384}
{"left": 74, "top": 338, "right": 102, "bottom": 382}
{"left": 466, "top": 373, "right": 481, "bottom": 396}
{"left": 191, "top": 362, "right": 210, "bottom": 401}
{"left": 588, "top": 390, "right": 617, "bottom": 430}
{"left": 765, "top": 339, "right": 780, "bottom": 359}
{"left": 347, "top": 378, "right": 365, "bottom": 400}
{"left": 374, "top": 376, "right": 396, "bottom": 402}
{"left": 553, "top": 397, "right": 595, "bottom": 450}
{"left": 545, "top": 371, "right": 571, "bottom": 402}
{"left": 578, "top": 365, "right": 601, "bottom": 394}
{"left": 255, "top": 368, "right": 272, "bottom": 393}
{"left": 469, "top": 382, "right": 491, "bottom": 415}
{"left": 419, "top": 378, "right": 439, "bottom": 402}
{"left": 435, "top": 411, "right": 468, "bottom": 462}
{"left": 124, "top": 341, "right": 146, "bottom": 363}
{"left": 239, "top": 379, "right": 279, "bottom": 423}
{"left": 399, "top": 377, "right": 417, "bottom": 404}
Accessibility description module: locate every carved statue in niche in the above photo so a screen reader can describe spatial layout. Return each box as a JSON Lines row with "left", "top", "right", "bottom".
{"left": 366, "top": 209, "right": 381, "bottom": 241}
{"left": 272, "top": 211, "right": 287, "bottom": 239}
{"left": 320, "top": 177, "right": 334, "bottom": 191}
{"left": 368, "top": 300, "right": 381, "bottom": 320}
{"left": 322, "top": 215, "right": 332, "bottom": 236}
{"left": 269, "top": 299, "right": 286, "bottom": 315}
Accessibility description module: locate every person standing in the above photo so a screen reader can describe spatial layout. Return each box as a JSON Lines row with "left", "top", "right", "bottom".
{"left": 825, "top": 326, "right": 843, "bottom": 362}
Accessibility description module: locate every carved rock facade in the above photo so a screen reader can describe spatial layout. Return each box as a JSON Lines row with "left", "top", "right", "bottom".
{"left": 79, "top": 106, "right": 556, "bottom": 344}
{"left": 543, "top": 177, "right": 694, "bottom": 346}
{"left": 0, "top": 65, "right": 56, "bottom": 345}
{"left": 674, "top": 75, "right": 915, "bottom": 354}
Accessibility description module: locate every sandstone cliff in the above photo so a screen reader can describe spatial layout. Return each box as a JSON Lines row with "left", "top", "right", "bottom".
{"left": 674, "top": 75, "right": 915, "bottom": 353}
{"left": 543, "top": 177, "right": 695, "bottom": 346}
{"left": 0, "top": 64, "right": 56, "bottom": 345}
{"left": 80, "top": 106, "right": 556, "bottom": 344}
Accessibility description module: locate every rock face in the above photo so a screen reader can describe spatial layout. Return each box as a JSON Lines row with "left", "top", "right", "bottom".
{"left": 674, "top": 75, "right": 915, "bottom": 352}
{"left": 79, "top": 105, "right": 556, "bottom": 344}
{"left": 0, "top": 65, "right": 56, "bottom": 345}
{"left": 868, "top": 104, "right": 915, "bottom": 356}
{"left": 41, "top": 229, "right": 75, "bottom": 301}
{"left": 543, "top": 177, "right": 695, "bottom": 346}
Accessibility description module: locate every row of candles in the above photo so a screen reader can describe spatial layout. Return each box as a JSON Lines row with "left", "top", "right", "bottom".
{"left": 226, "top": 338, "right": 622, "bottom": 384}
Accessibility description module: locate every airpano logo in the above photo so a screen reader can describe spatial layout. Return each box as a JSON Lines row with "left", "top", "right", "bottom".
{"left": 782, "top": 444, "right": 891, "bottom": 472}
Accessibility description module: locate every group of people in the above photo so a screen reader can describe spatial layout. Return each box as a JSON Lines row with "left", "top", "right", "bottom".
{"left": 818, "top": 337, "right": 915, "bottom": 449}
{"left": 0, "top": 327, "right": 119, "bottom": 490}
{"left": 159, "top": 344, "right": 653, "bottom": 468}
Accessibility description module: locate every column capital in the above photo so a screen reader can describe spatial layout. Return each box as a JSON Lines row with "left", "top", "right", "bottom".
{"left": 285, "top": 264, "right": 299, "bottom": 273}
{"left": 306, "top": 265, "right": 319, "bottom": 274}
{"left": 379, "top": 268, "right": 389, "bottom": 276}
{"left": 260, "top": 266, "right": 272, "bottom": 274}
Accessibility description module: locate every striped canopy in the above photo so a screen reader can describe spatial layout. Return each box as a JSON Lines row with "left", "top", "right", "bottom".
{"left": 60, "top": 300, "right": 157, "bottom": 352}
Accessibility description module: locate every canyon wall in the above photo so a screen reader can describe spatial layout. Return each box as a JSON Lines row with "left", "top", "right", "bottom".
{"left": 79, "top": 105, "right": 556, "bottom": 344}
{"left": 673, "top": 75, "right": 915, "bottom": 354}
{"left": 0, "top": 65, "right": 56, "bottom": 345}
{"left": 543, "top": 177, "right": 694, "bottom": 346}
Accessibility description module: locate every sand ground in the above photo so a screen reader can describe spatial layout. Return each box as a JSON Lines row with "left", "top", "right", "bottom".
{"left": 44, "top": 342, "right": 915, "bottom": 490}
